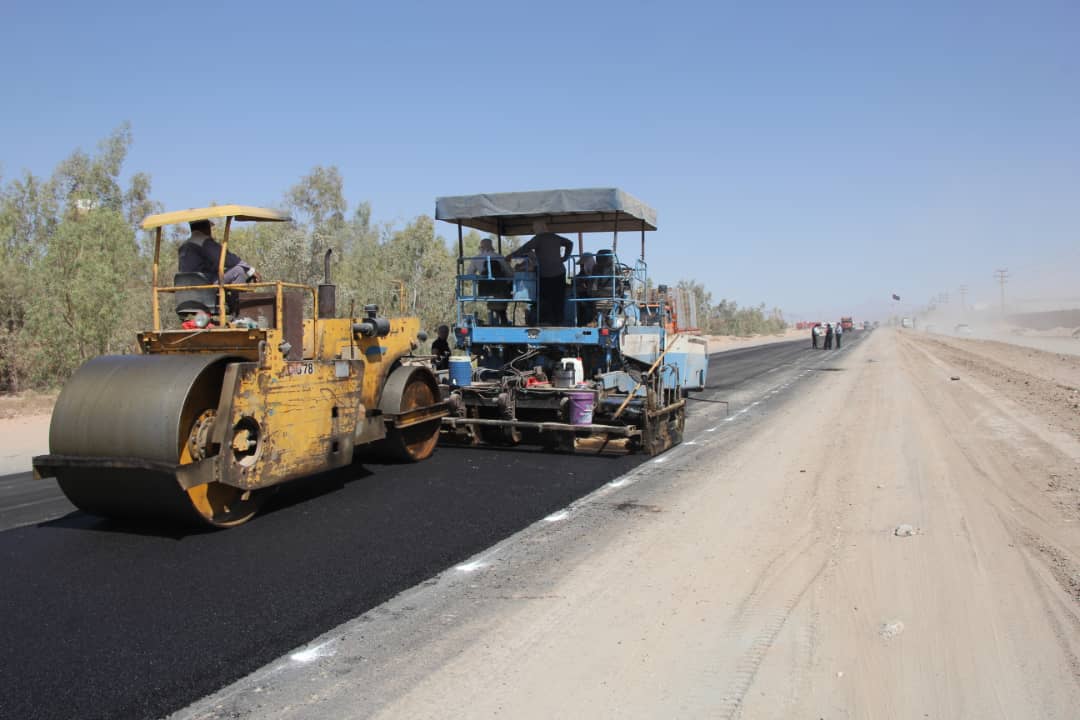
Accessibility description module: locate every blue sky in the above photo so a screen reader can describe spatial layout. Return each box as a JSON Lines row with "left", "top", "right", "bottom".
{"left": 1, "top": 0, "right": 1077, "bottom": 320}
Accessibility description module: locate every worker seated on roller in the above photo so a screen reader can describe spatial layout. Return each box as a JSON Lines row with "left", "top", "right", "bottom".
{"left": 179, "top": 219, "right": 261, "bottom": 284}
{"left": 469, "top": 237, "right": 511, "bottom": 325}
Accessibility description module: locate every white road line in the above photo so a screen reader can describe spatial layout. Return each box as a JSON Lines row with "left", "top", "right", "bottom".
{"left": 289, "top": 641, "right": 335, "bottom": 664}
{"left": 543, "top": 510, "right": 569, "bottom": 523}
{"left": 0, "top": 496, "right": 66, "bottom": 512}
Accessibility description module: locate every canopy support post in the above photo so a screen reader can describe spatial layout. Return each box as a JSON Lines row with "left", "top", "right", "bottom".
{"left": 219, "top": 216, "right": 232, "bottom": 327}
{"left": 457, "top": 222, "right": 463, "bottom": 258}
{"left": 613, "top": 214, "right": 619, "bottom": 253}
{"left": 152, "top": 227, "right": 161, "bottom": 331}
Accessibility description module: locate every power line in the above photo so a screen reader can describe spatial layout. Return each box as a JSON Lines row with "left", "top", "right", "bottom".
{"left": 994, "top": 269, "right": 1009, "bottom": 313}
{"left": 959, "top": 284, "right": 968, "bottom": 309}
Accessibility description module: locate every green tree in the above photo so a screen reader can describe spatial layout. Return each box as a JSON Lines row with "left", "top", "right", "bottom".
{"left": 0, "top": 124, "right": 155, "bottom": 390}
{"left": 230, "top": 165, "right": 351, "bottom": 289}
{"left": 25, "top": 209, "right": 140, "bottom": 384}
{"left": 0, "top": 171, "right": 59, "bottom": 390}
{"left": 377, "top": 215, "right": 455, "bottom": 330}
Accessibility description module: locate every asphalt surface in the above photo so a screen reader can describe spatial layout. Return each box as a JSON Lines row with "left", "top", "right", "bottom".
{"left": 0, "top": 335, "right": 864, "bottom": 720}
{"left": 0, "top": 472, "right": 71, "bottom": 531}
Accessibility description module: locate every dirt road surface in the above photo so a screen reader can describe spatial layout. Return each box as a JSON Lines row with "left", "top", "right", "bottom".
{"left": 179, "top": 328, "right": 1080, "bottom": 719}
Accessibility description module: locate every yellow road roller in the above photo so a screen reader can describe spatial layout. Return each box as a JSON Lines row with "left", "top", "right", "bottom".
{"left": 33, "top": 205, "right": 446, "bottom": 527}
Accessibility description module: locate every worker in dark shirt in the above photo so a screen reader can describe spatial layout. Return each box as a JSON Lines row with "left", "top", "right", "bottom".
{"left": 430, "top": 324, "right": 451, "bottom": 370}
{"left": 178, "top": 219, "right": 260, "bottom": 283}
{"left": 508, "top": 220, "right": 572, "bottom": 324}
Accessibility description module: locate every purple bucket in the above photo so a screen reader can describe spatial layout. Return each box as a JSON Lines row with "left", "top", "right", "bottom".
{"left": 568, "top": 391, "right": 595, "bottom": 426}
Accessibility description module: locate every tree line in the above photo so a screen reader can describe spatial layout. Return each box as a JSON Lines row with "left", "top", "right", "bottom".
{"left": 676, "top": 280, "right": 787, "bottom": 336}
{"left": 0, "top": 127, "right": 785, "bottom": 392}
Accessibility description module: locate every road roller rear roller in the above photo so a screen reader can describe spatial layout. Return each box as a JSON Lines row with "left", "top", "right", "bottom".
{"left": 33, "top": 205, "right": 447, "bottom": 528}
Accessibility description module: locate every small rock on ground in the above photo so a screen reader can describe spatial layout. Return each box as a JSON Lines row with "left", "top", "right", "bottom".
{"left": 894, "top": 524, "right": 917, "bottom": 537}
{"left": 880, "top": 620, "right": 905, "bottom": 639}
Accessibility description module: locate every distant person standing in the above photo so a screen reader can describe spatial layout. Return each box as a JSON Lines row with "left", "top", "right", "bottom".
{"left": 824, "top": 322, "right": 834, "bottom": 350}
{"left": 835, "top": 320, "right": 843, "bottom": 349}
{"left": 811, "top": 324, "right": 819, "bottom": 349}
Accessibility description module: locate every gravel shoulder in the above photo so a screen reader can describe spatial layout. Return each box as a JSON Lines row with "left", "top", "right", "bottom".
{"left": 369, "top": 329, "right": 1080, "bottom": 719}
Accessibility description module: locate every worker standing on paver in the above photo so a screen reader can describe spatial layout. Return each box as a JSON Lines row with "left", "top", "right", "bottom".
{"left": 509, "top": 220, "right": 573, "bottom": 324}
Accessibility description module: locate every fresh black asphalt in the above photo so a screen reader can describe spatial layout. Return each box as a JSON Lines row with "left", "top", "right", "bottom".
{"left": 0, "top": 335, "right": 865, "bottom": 720}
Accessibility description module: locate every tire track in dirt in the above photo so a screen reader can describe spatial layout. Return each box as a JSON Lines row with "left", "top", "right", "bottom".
{"left": 707, "top": 348, "right": 872, "bottom": 718}
{"left": 712, "top": 549, "right": 831, "bottom": 719}
{"left": 704, "top": 449, "right": 844, "bottom": 718}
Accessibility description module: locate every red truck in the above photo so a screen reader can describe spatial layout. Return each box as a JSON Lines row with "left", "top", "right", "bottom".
{"left": 840, "top": 316, "right": 854, "bottom": 331}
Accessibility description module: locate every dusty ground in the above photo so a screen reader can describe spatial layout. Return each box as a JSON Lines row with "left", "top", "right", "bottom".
{"left": 940, "top": 325, "right": 1080, "bottom": 357}
{"left": 0, "top": 392, "right": 56, "bottom": 474}
{"left": 366, "top": 328, "right": 1080, "bottom": 719}
{"left": 0, "top": 414, "right": 51, "bottom": 476}
{"left": 0, "top": 391, "right": 53, "bottom": 475}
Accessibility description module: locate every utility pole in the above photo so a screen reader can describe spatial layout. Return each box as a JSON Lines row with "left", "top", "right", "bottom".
{"left": 994, "top": 269, "right": 1009, "bottom": 313}
{"left": 959, "top": 284, "right": 968, "bottom": 309}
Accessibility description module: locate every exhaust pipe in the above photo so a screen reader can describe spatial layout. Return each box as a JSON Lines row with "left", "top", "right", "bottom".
{"left": 318, "top": 249, "right": 336, "bottom": 319}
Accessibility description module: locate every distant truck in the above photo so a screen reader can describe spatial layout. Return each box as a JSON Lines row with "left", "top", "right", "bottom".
{"left": 901, "top": 317, "right": 913, "bottom": 328}
{"left": 840, "top": 316, "right": 854, "bottom": 331}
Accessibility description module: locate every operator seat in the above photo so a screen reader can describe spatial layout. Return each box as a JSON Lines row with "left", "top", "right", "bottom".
{"left": 173, "top": 272, "right": 217, "bottom": 319}
{"left": 173, "top": 272, "right": 239, "bottom": 320}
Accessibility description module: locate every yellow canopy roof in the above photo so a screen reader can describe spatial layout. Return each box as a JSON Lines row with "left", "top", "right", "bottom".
{"left": 141, "top": 205, "right": 292, "bottom": 229}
